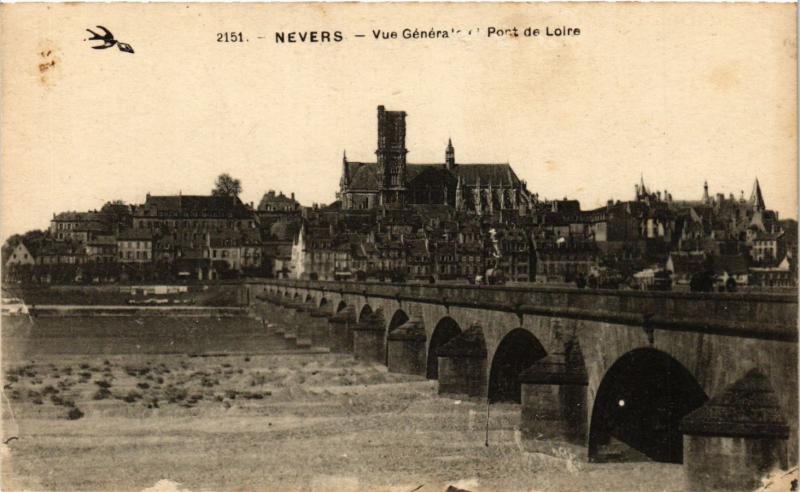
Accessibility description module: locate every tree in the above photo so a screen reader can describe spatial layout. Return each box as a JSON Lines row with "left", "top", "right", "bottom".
{"left": 212, "top": 173, "right": 242, "bottom": 197}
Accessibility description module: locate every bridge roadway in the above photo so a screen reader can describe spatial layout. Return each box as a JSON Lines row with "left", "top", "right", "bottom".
{"left": 244, "top": 280, "right": 798, "bottom": 491}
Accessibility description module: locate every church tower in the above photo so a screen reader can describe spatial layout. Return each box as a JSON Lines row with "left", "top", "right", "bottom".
{"left": 445, "top": 138, "right": 455, "bottom": 170}
{"left": 375, "top": 105, "right": 408, "bottom": 207}
{"left": 339, "top": 150, "right": 351, "bottom": 209}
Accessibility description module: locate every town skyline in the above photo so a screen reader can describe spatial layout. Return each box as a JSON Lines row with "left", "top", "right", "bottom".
{"left": 1, "top": 165, "right": 790, "bottom": 241}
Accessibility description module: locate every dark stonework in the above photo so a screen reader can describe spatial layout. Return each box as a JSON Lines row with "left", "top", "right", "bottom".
{"left": 352, "top": 313, "right": 386, "bottom": 363}
{"left": 288, "top": 302, "right": 312, "bottom": 348}
{"left": 309, "top": 307, "right": 330, "bottom": 347}
{"left": 518, "top": 339, "right": 588, "bottom": 452}
{"left": 436, "top": 326, "right": 487, "bottom": 397}
{"left": 376, "top": 105, "right": 408, "bottom": 207}
{"left": 328, "top": 309, "right": 354, "bottom": 353}
{"left": 680, "top": 369, "right": 790, "bottom": 491}
{"left": 387, "top": 320, "right": 426, "bottom": 376}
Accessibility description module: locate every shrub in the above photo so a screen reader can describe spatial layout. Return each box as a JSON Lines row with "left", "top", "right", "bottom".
{"left": 165, "top": 386, "right": 188, "bottom": 403}
{"left": 41, "top": 385, "right": 59, "bottom": 395}
{"left": 93, "top": 388, "right": 112, "bottom": 400}
{"left": 67, "top": 407, "right": 84, "bottom": 420}
{"left": 122, "top": 391, "right": 142, "bottom": 403}
{"left": 95, "top": 380, "right": 112, "bottom": 389}
{"left": 137, "top": 382, "right": 150, "bottom": 390}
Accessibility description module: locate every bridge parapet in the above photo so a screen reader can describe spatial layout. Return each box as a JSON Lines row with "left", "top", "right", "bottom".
{"left": 249, "top": 280, "right": 798, "bottom": 342}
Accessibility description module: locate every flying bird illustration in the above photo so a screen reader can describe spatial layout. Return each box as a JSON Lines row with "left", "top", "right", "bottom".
{"left": 85, "top": 26, "right": 134, "bottom": 53}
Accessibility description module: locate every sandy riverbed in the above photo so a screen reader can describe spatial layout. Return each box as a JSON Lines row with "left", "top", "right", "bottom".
{"left": 0, "top": 315, "right": 689, "bottom": 491}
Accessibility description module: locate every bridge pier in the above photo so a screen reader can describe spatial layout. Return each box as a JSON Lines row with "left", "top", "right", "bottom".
{"left": 328, "top": 308, "right": 355, "bottom": 353}
{"left": 309, "top": 307, "right": 331, "bottom": 348}
{"left": 680, "top": 369, "right": 790, "bottom": 492}
{"left": 264, "top": 304, "right": 292, "bottom": 349}
{"left": 288, "top": 302, "right": 312, "bottom": 348}
{"left": 387, "top": 319, "right": 426, "bottom": 376}
{"left": 518, "top": 344, "right": 588, "bottom": 455}
{"left": 353, "top": 312, "right": 385, "bottom": 363}
{"left": 436, "top": 325, "right": 487, "bottom": 398}
{"left": 272, "top": 296, "right": 294, "bottom": 337}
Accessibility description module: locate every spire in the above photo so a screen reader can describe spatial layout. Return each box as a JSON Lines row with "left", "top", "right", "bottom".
{"left": 750, "top": 178, "right": 766, "bottom": 211}
{"left": 639, "top": 174, "right": 647, "bottom": 195}
{"left": 703, "top": 180, "right": 710, "bottom": 204}
{"left": 445, "top": 138, "right": 455, "bottom": 170}
{"left": 340, "top": 150, "right": 350, "bottom": 190}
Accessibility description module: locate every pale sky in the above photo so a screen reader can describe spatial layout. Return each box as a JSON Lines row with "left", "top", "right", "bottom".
{"left": 1, "top": 3, "right": 796, "bottom": 240}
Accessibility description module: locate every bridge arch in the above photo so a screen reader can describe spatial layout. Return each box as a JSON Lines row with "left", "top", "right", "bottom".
{"left": 304, "top": 294, "right": 314, "bottom": 304}
{"left": 426, "top": 317, "right": 462, "bottom": 379}
{"left": 488, "top": 328, "right": 547, "bottom": 403}
{"left": 588, "top": 347, "right": 707, "bottom": 464}
{"left": 335, "top": 300, "right": 347, "bottom": 313}
{"left": 387, "top": 309, "right": 409, "bottom": 333}
{"left": 357, "top": 304, "right": 373, "bottom": 323}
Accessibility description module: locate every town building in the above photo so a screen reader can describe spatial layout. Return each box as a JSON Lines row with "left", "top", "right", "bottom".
{"left": 117, "top": 229, "right": 154, "bottom": 263}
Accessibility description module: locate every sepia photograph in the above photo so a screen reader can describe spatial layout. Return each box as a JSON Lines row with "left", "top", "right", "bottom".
{"left": 0, "top": 3, "right": 797, "bottom": 491}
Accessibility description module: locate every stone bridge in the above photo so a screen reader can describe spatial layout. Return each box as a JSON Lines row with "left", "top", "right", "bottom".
{"left": 244, "top": 279, "right": 798, "bottom": 491}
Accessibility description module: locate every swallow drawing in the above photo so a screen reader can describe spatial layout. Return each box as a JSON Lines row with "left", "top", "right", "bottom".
{"left": 85, "top": 26, "right": 134, "bottom": 54}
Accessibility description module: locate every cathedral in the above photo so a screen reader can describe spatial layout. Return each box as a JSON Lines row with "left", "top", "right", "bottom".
{"left": 337, "top": 106, "right": 536, "bottom": 214}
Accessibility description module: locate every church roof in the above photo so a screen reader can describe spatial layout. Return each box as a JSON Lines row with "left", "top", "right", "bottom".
{"left": 345, "top": 162, "right": 380, "bottom": 190}
{"left": 343, "top": 161, "right": 521, "bottom": 192}
{"left": 451, "top": 164, "right": 520, "bottom": 186}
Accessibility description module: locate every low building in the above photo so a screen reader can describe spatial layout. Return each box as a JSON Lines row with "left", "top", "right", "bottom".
{"left": 86, "top": 235, "right": 118, "bottom": 263}
{"left": 117, "top": 230, "right": 154, "bottom": 263}
{"left": 5, "top": 242, "right": 36, "bottom": 267}
{"left": 665, "top": 252, "right": 707, "bottom": 286}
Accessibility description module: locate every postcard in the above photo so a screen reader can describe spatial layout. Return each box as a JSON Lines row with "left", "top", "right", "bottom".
{"left": 1, "top": 3, "right": 797, "bottom": 491}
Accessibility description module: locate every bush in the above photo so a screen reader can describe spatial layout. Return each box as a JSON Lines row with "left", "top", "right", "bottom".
{"left": 165, "top": 386, "right": 188, "bottom": 403}
{"left": 95, "top": 380, "right": 112, "bottom": 389}
{"left": 67, "top": 407, "right": 84, "bottom": 420}
{"left": 93, "top": 388, "right": 112, "bottom": 400}
{"left": 122, "top": 391, "right": 142, "bottom": 403}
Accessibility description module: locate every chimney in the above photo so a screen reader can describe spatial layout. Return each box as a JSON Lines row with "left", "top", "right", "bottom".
{"left": 291, "top": 192, "right": 295, "bottom": 201}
